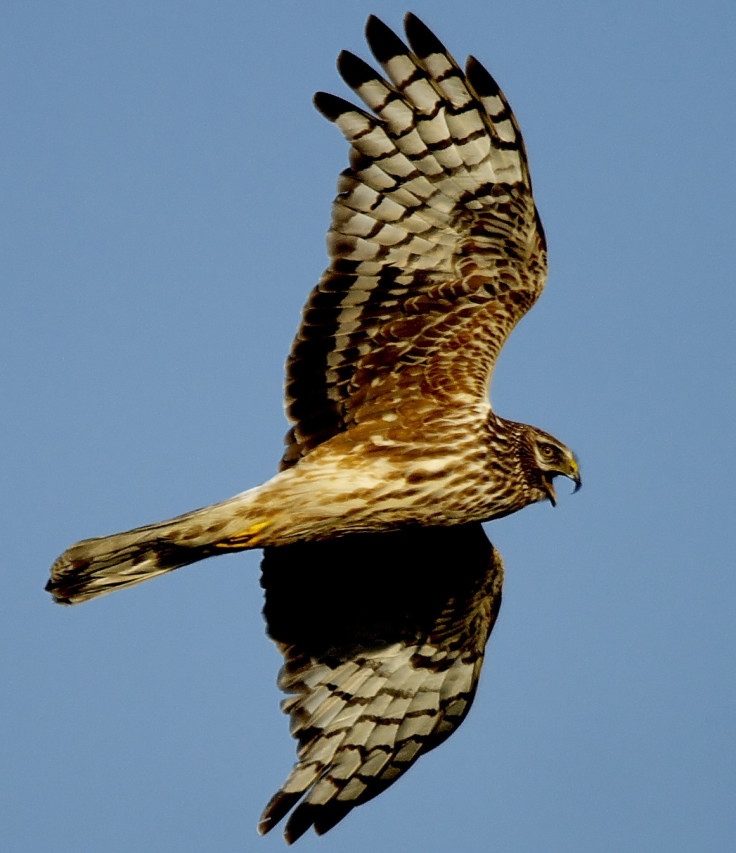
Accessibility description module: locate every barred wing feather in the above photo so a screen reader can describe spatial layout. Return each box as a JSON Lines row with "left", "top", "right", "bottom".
{"left": 282, "top": 14, "right": 546, "bottom": 467}
{"left": 258, "top": 525, "right": 503, "bottom": 842}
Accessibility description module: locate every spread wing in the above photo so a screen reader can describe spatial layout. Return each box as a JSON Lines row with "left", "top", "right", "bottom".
{"left": 282, "top": 14, "right": 546, "bottom": 467}
{"left": 258, "top": 524, "right": 503, "bottom": 842}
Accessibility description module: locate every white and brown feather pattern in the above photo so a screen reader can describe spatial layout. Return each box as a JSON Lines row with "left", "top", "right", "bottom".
{"left": 282, "top": 14, "right": 546, "bottom": 467}
{"left": 258, "top": 525, "right": 503, "bottom": 842}
{"left": 45, "top": 14, "right": 581, "bottom": 844}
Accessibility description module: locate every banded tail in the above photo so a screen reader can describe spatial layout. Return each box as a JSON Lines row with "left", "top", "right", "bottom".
{"left": 47, "top": 489, "right": 268, "bottom": 605}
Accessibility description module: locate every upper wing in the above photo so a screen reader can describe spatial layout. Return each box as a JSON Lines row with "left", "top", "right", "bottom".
{"left": 282, "top": 14, "right": 546, "bottom": 467}
{"left": 257, "top": 524, "right": 503, "bottom": 842}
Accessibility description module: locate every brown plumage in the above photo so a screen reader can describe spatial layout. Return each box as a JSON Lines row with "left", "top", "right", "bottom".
{"left": 46, "top": 13, "right": 581, "bottom": 841}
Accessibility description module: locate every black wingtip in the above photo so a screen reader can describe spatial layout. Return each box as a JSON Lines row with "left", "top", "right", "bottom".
{"left": 365, "top": 14, "right": 407, "bottom": 64}
{"left": 404, "top": 12, "right": 446, "bottom": 59}
{"left": 337, "top": 49, "right": 377, "bottom": 90}
{"left": 283, "top": 803, "right": 316, "bottom": 845}
{"left": 312, "top": 800, "right": 353, "bottom": 837}
{"left": 465, "top": 55, "right": 501, "bottom": 98}
{"left": 258, "top": 789, "right": 302, "bottom": 841}
{"left": 313, "top": 91, "right": 350, "bottom": 122}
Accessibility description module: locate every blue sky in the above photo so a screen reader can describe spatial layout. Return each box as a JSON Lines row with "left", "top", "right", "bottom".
{"left": 3, "top": 1, "right": 735, "bottom": 850}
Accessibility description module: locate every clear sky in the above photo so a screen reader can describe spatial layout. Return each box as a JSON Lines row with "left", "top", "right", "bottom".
{"left": 3, "top": 1, "right": 735, "bottom": 851}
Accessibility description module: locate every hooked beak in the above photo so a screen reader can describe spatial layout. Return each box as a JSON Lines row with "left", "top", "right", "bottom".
{"left": 569, "top": 456, "right": 582, "bottom": 493}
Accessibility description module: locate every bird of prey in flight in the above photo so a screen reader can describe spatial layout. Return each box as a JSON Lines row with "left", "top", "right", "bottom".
{"left": 47, "top": 13, "right": 580, "bottom": 843}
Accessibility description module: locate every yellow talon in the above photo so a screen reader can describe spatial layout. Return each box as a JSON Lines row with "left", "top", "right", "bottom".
{"left": 215, "top": 520, "right": 272, "bottom": 549}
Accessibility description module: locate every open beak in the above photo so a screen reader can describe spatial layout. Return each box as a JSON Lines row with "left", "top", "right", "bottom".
{"left": 544, "top": 458, "right": 581, "bottom": 507}
{"left": 543, "top": 476, "right": 557, "bottom": 507}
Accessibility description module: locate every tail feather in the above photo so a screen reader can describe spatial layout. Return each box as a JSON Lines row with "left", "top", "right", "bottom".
{"left": 47, "top": 490, "right": 262, "bottom": 605}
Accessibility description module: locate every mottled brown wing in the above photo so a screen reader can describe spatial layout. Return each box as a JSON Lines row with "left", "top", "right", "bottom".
{"left": 282, "top": 14, "right": 546, "bottom": 467}
{"left": 257, "top": 524, "right": 503, "bottom": 842}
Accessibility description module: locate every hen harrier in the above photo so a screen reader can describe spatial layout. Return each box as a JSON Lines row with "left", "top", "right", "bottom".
{"left": 47, "top": 14, "right": 580, "bottom": 842}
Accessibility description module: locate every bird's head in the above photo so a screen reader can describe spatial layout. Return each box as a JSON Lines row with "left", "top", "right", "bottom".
{"left": 520, "top": 426, "right": 581, "bottom": 507}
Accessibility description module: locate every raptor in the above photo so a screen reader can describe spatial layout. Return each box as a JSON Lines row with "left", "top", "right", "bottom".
{"left": 48, "top": 14, "right": 580, "bottom": 842}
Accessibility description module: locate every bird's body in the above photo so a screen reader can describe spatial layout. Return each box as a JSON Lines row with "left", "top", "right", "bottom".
{"left": 47, "top": 14, "right": 581, "bottom": 842}
{"left": 49, "top": 404, "right": 569, "bottom": 603}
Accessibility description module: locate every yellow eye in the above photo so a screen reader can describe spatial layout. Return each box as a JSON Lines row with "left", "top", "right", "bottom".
{"left": 539, "top": 443, "right": 556, "bottom": 458}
